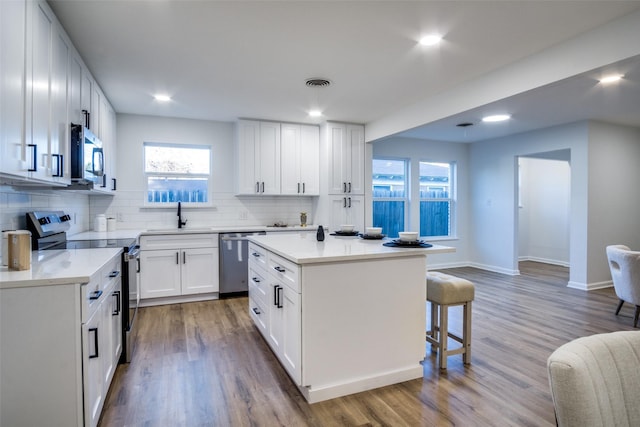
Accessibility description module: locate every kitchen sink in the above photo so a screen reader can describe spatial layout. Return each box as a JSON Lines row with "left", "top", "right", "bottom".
{"left": 145, "top": 227, "right": 214, "bottom": 233}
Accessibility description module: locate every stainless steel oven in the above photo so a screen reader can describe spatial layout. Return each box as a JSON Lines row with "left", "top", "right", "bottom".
{"left": 121, "top": 243, "right": 140, "bottom": 363}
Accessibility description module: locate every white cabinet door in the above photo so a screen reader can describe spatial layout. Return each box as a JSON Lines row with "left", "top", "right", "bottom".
{"left": 0, "top": 0, "right": 27, "bottom": 178}
{"left": 140, "top": 249, "right": 182, "bottom": 298}
{"left": 91, "top": 85, "right": 102, "bottom": 137}
{"left": 83, "top": 304, "right": 105, "bottom": 427}
{"left": 280, "top": 123, "right": 301, "bottom": 195}
{"left": 326, "top": 122, "right": 365, "bottom": 195}
{"left": 237, "top": 120, "right": 260, "bottom": 194}
{"left": 281, "top": 284, "right": 301, "bottom": 384}
{"left": 299, "top": 125, "right": 320, "bottom": 195}
{"left": 68, "top": 53, "right": 83, "bottom": 125}
{"left": 268, "top": 282, "right": 284, "bottom": 353}
{"left": 100, "top": 288, "right": 115, "bottom": 395}
{"left": 50, "top": 24, "right": 70, "bottom": 184}
{"left": 181, "top": 247, "right": 219, "bottom": 294}
{"left": 26, "top": 1, "right": 53, "bottom": 182}
{"left": 110, "top": 280, "right": 123, "bottom": 372}
{"left": 81, "top": 69, "right": 93, "bottom": 120}
{"left": 258, "top": 121, "right": 281, "bottom": 194}
{"left": 329, "top": 195, "right": 364, "bottom": 233}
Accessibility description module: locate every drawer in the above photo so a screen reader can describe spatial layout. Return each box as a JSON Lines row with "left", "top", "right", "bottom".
{"left": 140, "top": 233, "right": 218, "bottom": 250}
{"left": 268, "top": 252, "right": 300, "bottom": 293}
{"left": 100, "top": 254, "right": 121, "bottom": 291}
{"left": 249, "top": 265, "right": 268, "bottom": 306}
{"left": 248, "top": 243, "right": 268, "bottom": 270}
{"left": 248, "top": 296, "right": 267, "bottom": 334}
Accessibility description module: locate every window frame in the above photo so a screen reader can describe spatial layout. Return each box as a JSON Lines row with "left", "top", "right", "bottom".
{"left": 371, "top": 157, "right": 410, "bottom": 238}
{"left": 143, "top": 142, "right": 213, "bottom": 207}
{"left": 419, "top": 160, "right": 456, "bottom": 239}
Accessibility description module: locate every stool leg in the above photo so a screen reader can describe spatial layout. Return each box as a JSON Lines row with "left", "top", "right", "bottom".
{"left": 439, "top": 304, "right": 448, "bottom": 369}
{"left": 429, "top": 301, "right": 438, "bottom": 352}
{"left": 463, "top": 301, "right": 472, "bottom": 364}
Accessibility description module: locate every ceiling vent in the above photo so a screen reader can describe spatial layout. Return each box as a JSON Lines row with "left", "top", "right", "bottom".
{"left": 305, "top": 78, "right": 331, "bottom": 88}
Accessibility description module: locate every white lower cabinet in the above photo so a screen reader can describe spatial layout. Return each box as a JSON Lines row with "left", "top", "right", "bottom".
{"left": 329, "top": 195, "right": 364, "bottom": 233}
{"left": 248, "top": 243, "right": 301, "bottom": 385}
{"left": 140, "top": 233, "right": 219, "bottom": 300}
{"left": 0, "top": 251, "right": 122, "bottom": 427}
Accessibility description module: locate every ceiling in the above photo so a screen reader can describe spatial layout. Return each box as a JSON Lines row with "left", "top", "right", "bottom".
{"left": 48, "top": 1, "right": 640, "bottom": 143}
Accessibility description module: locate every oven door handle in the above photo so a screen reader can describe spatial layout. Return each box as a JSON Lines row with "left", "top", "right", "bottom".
{"left": 125, "top": 247, "right": 141, "bottom": 261}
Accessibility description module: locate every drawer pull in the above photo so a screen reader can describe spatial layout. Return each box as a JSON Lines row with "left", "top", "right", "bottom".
{"left": 89, "top": 290, "right": 103, "bottom": 300}
{"left": 274, "top": 266, "right": 285, "bottom": 273}
{"left": 253, "top": 277, "right": 261, "bottom": 283}
{"left": 252, "top": 252, "right": 260, "bottom": 257}
{"left": 89, "top": 327, "right": 99, "bottom": 358}
{"left": 109, "top": 270, "right": 120, "bottom": 278}
{"left": 252, "top": 307, "right": 261, "bottom": 315}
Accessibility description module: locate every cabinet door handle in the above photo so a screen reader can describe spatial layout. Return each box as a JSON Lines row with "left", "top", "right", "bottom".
{"left": 136, "top": 257, "right": 141, "bottom": 273}
{"left": 261, "top": 182, "right": 265, "bottom": 193}
{"left": 343, "top": 182, "right": 347, "bottom": 193}
{"left": 111, "top": 178, "right": 117, "bottom": 191}
{"left": 89, "top": 327, "right": 99, "bottom": 358}
{"left": 176, "top": 252, "right": 179, "bottom": 264}
{"left": 273, "top": 285, "right": 279, "bottom": 306}
{"left": 112, "top": 290, "right": 121, "bottom": 315}
{"left": 348, "top": 182, "right": 352, "bottom": 193}
{"left": 274, "top": 266, "right": 285, "bottom": 273}
{"left": 303, "top": 182, "right": 306, "bottom": 193}
{"left": 52, "top": 154, "right": 62, "bottom": 177}
{"left": 277, "top": 286, "right": 283, "bottom": 308}
{"left": 256, "top": 182, "right": 260, "bottom": 193}
{"left": 183, "top": 251, "right": 186, "bottom": 264}
{"left": 348, "top": 197, "right": 352, "bottom": 208}
{"left": 297, "top": 183, "right": 300, "bottom": 193}
{"left": 343, "top": 197, "right": 347, "bottom": 208}
{"left": 28, "top": 144, "right": 37, "bottom": 171}
{"left": 252, "top": 307, "right": 261, "bottom": 315}
{"left": 101, "top": 174, "right": 107, "bottom": 188}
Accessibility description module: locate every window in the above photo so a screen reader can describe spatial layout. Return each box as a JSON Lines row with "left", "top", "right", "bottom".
{"left": 420, "top": 161, "right": 454, "bottom": 237}
{"left": 372, "top": 159, "right": 407, "bottom": 238}
{"left": 144, "top": 143, "right": 211, "bottom": 204}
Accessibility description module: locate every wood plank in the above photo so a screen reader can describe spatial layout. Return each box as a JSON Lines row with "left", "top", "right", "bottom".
{"left": 99, "top": 262, "right": 634, "bottom": 426}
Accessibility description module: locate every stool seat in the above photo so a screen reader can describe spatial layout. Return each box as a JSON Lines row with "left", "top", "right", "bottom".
{"left": 426, "top": 271, "right": 475, "bottom": 369}
{"left": 427, "top": 272, "right": 474, "bottom": 305}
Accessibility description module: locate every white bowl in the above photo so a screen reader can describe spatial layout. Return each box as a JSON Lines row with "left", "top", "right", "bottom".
{"left": 340, "top": 224, "right": 355, "bottom": 233}
{"left": 366, "top": 227, "right": 382, "bottom": 236}
{"left": 398, "top": 231, "right": 419, "bottom": 242}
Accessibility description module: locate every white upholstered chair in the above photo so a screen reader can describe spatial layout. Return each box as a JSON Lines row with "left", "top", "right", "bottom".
{"left": 606, "top": 245, "right": 640, "bottom": 327}
{"left": 547, "top": 331, "right": 640, "bottom": 427}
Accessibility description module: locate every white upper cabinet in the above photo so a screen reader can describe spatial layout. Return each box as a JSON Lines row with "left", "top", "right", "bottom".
{"left": 0, "top": 0, "right": 115, "bottom": 188}
{"left": 236, "top": 120, "right": 281, "bottom": 195}
{"left": 281, "top": 123, "right": 320, "bottom": 196}
{"left": 326, "top": 122, "right": 365, "bottom": 195}
{"left": 0, "top": 0, "right": 27, "bottom": 178}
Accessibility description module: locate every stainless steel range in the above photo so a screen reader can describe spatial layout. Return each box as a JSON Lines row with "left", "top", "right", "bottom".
{"left": 26, "top": 211, "right": 140, "bottom": 363}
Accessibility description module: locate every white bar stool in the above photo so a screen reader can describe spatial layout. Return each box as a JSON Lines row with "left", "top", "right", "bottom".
{"left": 426, "top": 271, "right": 475, "bottom": 369}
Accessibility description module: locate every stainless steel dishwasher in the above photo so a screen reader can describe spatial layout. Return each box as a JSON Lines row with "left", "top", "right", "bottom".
{"left": 219, "top": 231, "right": 266, "bottom": 296}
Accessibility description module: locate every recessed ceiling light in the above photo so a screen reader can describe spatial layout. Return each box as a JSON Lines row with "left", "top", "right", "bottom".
{"left": 419, "top": 34, "right": 443, "bottom": 46}
{"left": 599, "top": 74, "right": 624, "bottom": 84}
{"left": 308, "top": 110, "right": 322, "bottom": 117}
{"left": 482, "top": 114, "right": 511, "bottom": 123}
{"left": 154, "top": 94, "right": 171, "bottom": 102}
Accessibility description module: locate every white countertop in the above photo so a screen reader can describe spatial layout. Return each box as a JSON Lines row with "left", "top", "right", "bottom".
{"left": 248, "top": 233, "right": 455, "bottom": 265}
{"left": 0, "top": 248, "right": 122, "bottom": 289}
{"left": 71, "top": 225, "right": 316, "bottom": 238}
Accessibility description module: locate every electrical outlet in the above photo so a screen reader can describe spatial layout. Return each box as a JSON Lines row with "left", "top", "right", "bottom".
{"left": 117, "top": 212, "right": 124, "bottom": 222}
{"left": 239, "top": 211, "right": 248, "bottom": 220}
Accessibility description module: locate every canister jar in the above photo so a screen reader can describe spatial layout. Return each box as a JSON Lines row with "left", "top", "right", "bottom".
{"left": 94, "top": 214, "right": 107, "bottom": 232}
{"left": 8, "top": 230, "right": 32, "bottom": 271}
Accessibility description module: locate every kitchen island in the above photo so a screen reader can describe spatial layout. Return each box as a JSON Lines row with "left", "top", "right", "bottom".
{"left": 247, "top": 233, "right": 454, "bottom": 403}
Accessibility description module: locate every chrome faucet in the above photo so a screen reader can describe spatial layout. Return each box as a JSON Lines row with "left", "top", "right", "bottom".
{"left": 177, "top": 201, "right": 187, "bottom": 228}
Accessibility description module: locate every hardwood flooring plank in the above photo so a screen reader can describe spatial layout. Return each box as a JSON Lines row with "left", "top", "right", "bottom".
{"left": 100, "top": 262, "right": 634, "bottom": 427}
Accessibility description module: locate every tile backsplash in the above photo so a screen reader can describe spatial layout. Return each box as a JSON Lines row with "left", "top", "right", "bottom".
{"left": 1, "top": 185, "right": 315, "bottom": 235}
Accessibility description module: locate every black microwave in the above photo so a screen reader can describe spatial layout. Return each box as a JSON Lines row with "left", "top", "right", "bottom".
{"left": 70, "top": 123, "right": 104, "bottom": 184}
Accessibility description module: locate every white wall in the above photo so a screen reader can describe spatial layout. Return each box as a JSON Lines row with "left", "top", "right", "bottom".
{"left": 103, "top": 114, "right": 314, "bottom": 230}
{"left": 586, "top": 121, "right": 640, "bottom": 286}
{"left": 518, "top": 157, "right": 570, "bottom": 266}
{"left": 469, "top": 121, "right": 590, "bottom": 281}
{"left": 371, "top": 136, "right": 470, "bottom": 269}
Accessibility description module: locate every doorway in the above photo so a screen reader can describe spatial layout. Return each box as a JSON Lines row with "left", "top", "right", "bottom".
{"left": 516, "top": 150, "right": 571, "bottom": 272}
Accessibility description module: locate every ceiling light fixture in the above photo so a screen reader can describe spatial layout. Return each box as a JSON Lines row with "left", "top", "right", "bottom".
{"left": 154, "top": 94, "right": 171, "bottom": 102}
{"left": 482, "top": 114, "right": 511, "bottom": 123}
{"left": 306, "top": 78, "right": 331, "bottom": 118}
{"left": 599, "top": 74, "right": 624, "bottom": 84}
{"left": 419, "top": 34, "right": 443, "bottom": 46}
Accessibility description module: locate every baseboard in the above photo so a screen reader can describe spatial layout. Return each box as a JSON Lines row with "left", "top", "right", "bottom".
{"left": 518, "top": 256, "right": 569, "bottom": 267}
{"left": 139, "top": 292, "right": 218, "bottom": 307}
{"left": 567, "top": 280, "right": 613, "bottom": 291}
{"left": 466, "top": 262, "right": 520, "bottom": 276}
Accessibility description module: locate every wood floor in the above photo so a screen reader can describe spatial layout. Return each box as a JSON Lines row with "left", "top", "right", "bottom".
{"left": 99, "top": 262, "right": 636, "bottom": 427}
